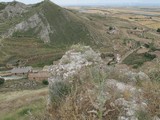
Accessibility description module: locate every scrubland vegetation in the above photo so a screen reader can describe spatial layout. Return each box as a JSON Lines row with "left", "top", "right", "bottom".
{"left": 46, "top": 45, "right": 160, "bottom": 120}
{"left": 48, "top": 63, "right": 160, "bottom": 120}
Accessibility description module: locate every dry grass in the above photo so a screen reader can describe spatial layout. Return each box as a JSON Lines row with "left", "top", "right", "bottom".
{"left": 0, "top": 88, "right": 48, "bottom": 120}
{"left": 48, "top": 61, "right": 160, "bottom": 119}
{"left": 141, "top": 81, "right": 160, "bottom": 118}
{"left": 138, "top": 21, "right": 160, "bottom": 30}
{"left": 48, "top": 66, "right": 124, "bottom": 120}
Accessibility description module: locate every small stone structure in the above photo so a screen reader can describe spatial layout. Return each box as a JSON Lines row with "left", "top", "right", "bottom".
{"left": 11, "top": 66, "right": 32, "bottom": 75}
{"left": 28, "top": 71, "right": 50, "bottom": 81}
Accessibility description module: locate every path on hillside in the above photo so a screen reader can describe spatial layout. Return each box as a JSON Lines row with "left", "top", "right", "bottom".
{"left": 119, "top": 47, "right": 141, "bottom": 63}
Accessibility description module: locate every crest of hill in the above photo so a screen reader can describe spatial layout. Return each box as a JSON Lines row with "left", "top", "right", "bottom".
{"left": 37, "top": 0, "right": 92, "bottom": 44}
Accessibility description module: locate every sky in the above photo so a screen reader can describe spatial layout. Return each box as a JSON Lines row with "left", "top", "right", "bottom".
{"left": 0, "top": 0, "right": 160, "bottom": 6}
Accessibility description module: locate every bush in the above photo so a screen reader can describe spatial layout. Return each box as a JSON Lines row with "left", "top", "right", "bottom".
{"left": 144, "top": 44, "right": 150, "bottom": 48}
{"left": 42, "top": 80, "right": 49, "bottom": 85}
{"left": 142, "top": 81, "right": 160, "bottom": 118}
{"left": 0, "top": 78, "right": 5, "bottom": 85}
{"left": 149, "top": 70, "right": 160, "bottom": 82}
{"left": 134, "top": 27, "right": 138, "bottom": 30}
{"left": 100, "top": 53, "right": 106, "bottom": 59}
{"left": 0, "top": 3, "right": 7, "bottom": 11}
{"left": 49, "top": 81, "right": 71, "bottom": 106}
{"left": 148, "top": 42, "right": 157, "bottom": 51}
{"left": 109, "top": 26, "right": 114, "bottom": 31}
{"left": 71, "top": 44, "right": 86, "bottom": 53}
{"left": 132, "top": 64, "right": 139, "bottom": 69}
{"left": 144, "top": 53, "right": 156, "bottom": 60}
{"left": 157, "top": 28, "right": 160, "bottom": 33}
{"left": 136, "top": 110, "right": 151, "bottom": 120}
{"left": 18, "top": 108, "right": 33, "bottom": 116}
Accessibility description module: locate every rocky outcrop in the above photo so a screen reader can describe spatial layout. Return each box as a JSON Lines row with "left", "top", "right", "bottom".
{"left": 2, "top": 13, "right": 53, "bottom": 43}
{"left": 0, "top": 2, "right": 29, "bottom": 20}
{"left": 48, "top": 45, "right": 155, "bottom": 120}
{"left": 106, "top": 79, "right": 146, "bottom": 120}
{"left": 104, "top": 65, "right": 150, "bottom": 84}
{"left": 48, "top": 45, "right": 102, "bottom": 82}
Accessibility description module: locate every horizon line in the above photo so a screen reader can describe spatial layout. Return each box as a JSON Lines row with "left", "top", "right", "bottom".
{"left": 0, "top": 0, "right": 160, "bottom": 7}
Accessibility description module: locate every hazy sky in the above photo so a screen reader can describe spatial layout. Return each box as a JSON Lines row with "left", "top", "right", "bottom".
{"left": 0, "top": 0, "right": 160, "bottom": 6}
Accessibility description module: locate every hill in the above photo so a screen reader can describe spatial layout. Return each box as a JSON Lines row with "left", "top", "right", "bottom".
{"left": 0, "top": 1, "right": 92, "bottom": 44}
{"left": 0, "top": 1, "right": 92, "bottom": 68}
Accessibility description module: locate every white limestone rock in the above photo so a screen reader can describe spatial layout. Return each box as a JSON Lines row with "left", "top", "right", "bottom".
{"left": 49, "top": 45, "right": 103, "bottom": 83}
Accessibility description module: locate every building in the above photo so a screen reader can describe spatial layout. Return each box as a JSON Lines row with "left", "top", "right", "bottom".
{"left": 28, "top": 71, "right": 50, "bottom": 81}
{"left": 11, "top": 66, "right": 32, "bottom": 75}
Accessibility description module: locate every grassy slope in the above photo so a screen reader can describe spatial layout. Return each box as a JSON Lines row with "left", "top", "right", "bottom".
{"left": 123, "top": 51, "right": 156, "bottom": 67}
{"left": 40, "top": 1, "right": 92, "bottom": 45}
{"left": 0, "top": 88, "right": 48, "bottom": 120}
{"left": 0, "top": 37, "right": 66, "bottom": 67}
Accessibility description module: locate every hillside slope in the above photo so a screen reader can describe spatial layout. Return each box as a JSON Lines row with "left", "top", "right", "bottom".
{"left": 1, "top": 1, "right": 92, "bottom": 44}
{"left": 0, "top": 1, "right": 92, "bottom": 68}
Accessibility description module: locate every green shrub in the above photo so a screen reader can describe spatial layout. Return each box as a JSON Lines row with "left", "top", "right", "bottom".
{"left": 157, "top": 28, "right": 160, "bottom": 33}
{"left": 61, "top": 57, "right": 71, "bottom": 64}
{"left": 148, "top": 43, "right": 157, "bottom": 51}
{"left": 109, "top": 26, "right": 114, "bottom": 31}
{"left": 0, "top": 3, "right": 7, "bottom": 11}
{"left": 136, "top": 111, "right": 151, "bottom": 120}
{"left": 149, "top": 70, "right": 160, "bottom": 82}
{"left": 49, "top": 81, "right": 71, "bottom": 106}
{"left": 71, "top": 44, "right": 86, "bottom": 53}
{"left": 144, "top": 44, "right": 150, "bottom": 48}
{"left": 18, "top": 108, "right": 33, "bottom": 116}
{"left": 132, "top": 64, "right": 139, "bottom": 69}
{"left": 134, "top": 27, "right": 138, "bottom": 30}
{"left": 0, "top": 78, "right": 5, "bottom": 85}
{"left": 100, "top": 53, "right": 105, "bottom": 59}
{"left": 10, "top": 1, "right": 18, "bottom": 6}
{"left": 144, "top": 53, "right": 156, "bottom": 60}
{"left": 142, "top": 81, "right": 160, "bottom": 118}
{"left": 42, "top": 80, "right": 49, "bottom": 85}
